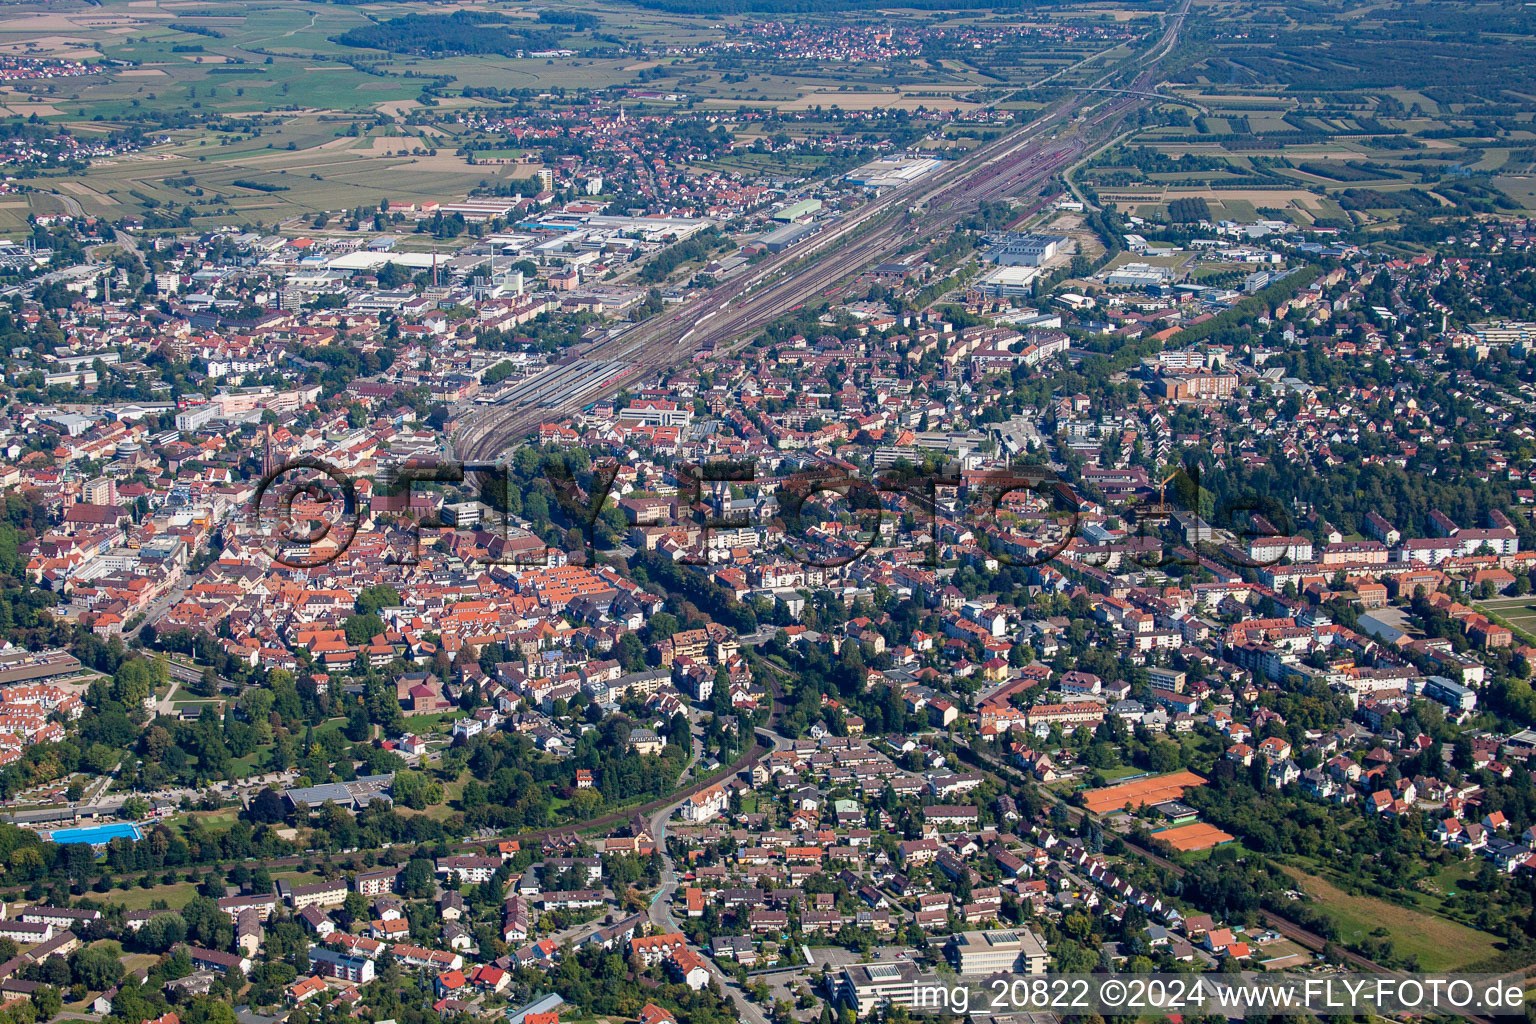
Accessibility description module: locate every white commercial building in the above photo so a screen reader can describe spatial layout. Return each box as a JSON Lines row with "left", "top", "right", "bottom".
{"left": 947, "top": 928, "right": 1050, "bottom": 975}
{"left": 980, "top": 265, "right": 1041, "bottom": 298}
{"left": 993, "top": 233, "right": 1068, "bottom": 267}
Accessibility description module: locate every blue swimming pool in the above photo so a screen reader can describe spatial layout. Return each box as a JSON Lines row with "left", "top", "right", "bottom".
{"left": 44, "top": 822, "right": 143, "bottom": 845}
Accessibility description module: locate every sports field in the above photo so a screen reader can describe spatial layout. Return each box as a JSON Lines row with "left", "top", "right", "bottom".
{"left": 1081, "top": 769, "right": 1207, "bottom": 815}
{"left": 1477, "top": 596, "right": 1536, "bottom": 641}
{"left": 1151, "top": 821, "right": 1235, "bottom": 852}
{"left": 1468, "top": 592, "right": 1536, "bottom": 641}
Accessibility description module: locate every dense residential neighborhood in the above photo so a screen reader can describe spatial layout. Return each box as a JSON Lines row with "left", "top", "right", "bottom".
{"left": 0, "top": 1, "right": 1532, "bottom": 1023}
{"left": 0, "top": 189, "right": 1534, "bottom": 1023}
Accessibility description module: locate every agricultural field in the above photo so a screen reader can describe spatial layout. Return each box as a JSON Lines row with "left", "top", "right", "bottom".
{"left": 1068, "top": 0, "right": 1536, "bottom": 227}
{"left": 0, "top": 0, "right": 1526, "bottom": 238}
{"left": 0, "top": 0, "right": 1158, "bottom": 231}
{"left": 50, "top": 121, "right": 512, "bottom": 229}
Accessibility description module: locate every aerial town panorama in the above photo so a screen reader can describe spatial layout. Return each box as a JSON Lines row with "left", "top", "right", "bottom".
{"left": 0, "top": 0, "right": 1529, "bottom": 1022}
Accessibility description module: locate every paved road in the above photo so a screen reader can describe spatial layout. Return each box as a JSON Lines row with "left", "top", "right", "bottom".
{"left": 645, "top": 715, "right": 794, "bottom": 1024}
{"left": 151, "top": 679, "right": 181, "bottom": 717}
{"left": 127, "top": 575, "right": 192, "bottom": 641}
{"left": 648, "top": 769, "right": 764, "bottom": 1024}
{"left": 162, "top": 658, "right": 240, "bottom": 695}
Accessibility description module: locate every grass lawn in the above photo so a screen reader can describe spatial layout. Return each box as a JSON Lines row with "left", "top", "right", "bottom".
{"left": 228, "top": 748, "right": 273, "bottom": 777}
{"left": 1417, "top": 859, "right": 1480, "bottom": 912}
{"left": 120, "top": 952, "right": 160, "bottom": 975}
{"left": 231, "top": 714, "right": 352, "bottom": 776}
{"left": 396, "top": 781, "right": 463, "bottom": 823}
{"left": 1174, "top": 730, "right": 1221, "bottom": 766}
{"left": 1277, "top": 864, "right": 1501, "bottom": 971}
{"left": 1171, "top": 837, "right": 1257, "bottom": 864}
{"left": 110, "top": 880, "right": 200, "bottom": 912}
{"left": 433, "top": 773, "right": 473, "bottom": 820}
{"left": 166, "top": 806, "right": 241, "bottom": 836}
{"left": 1254, "top": 937, "right": 1312, "bottom": 967}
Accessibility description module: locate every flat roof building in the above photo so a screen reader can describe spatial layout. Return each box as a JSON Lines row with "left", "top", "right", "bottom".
{"left": 0, "top": 650, "right": 81, "bottom": 686}
{"left": 837, "top": 961, "right": 923, "bottom": 1014}
{"left": 773, "top": 199, "right": 822, "bottom": 222}
{"left": 846, "top": 156, "right": 944, "bottom": 188}
{"left": 760, "top": 221, "right": 819, "bottom": 253}
{"left": 283, "top": 774, "right": 394, "bottom": 811}
{"left": 947, "top": 929, "right": 1050, "bottom": 975}
{"left": 1104, "top": 262, "right": 1172, "bottom": 289}
{"left": 309, "top": 946, "right": 376, "bottom": 984}
{"left": 992, "top": 234, "right": 1068, "bottom": 267}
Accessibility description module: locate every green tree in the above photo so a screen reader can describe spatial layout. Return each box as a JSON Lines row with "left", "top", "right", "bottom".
{"left": 70, "top": 944, "right": 124, "bottom": 990}
{"left": 344, "top": 613, "right": 386, "bottom": 645}
{"left": 399, "top": 858, "right": 434, "bottom": 898}
{"left": 140, "top": 913, "right": 187, "bottom": 952}
{"left": 356, "top": 584, "right": 402, "bottom": 615}
{"left": 642, "top": 612, "right": 679, "bottom": 645}
{"left": 30, "top": 986, "right": 60, "bottom": 1020}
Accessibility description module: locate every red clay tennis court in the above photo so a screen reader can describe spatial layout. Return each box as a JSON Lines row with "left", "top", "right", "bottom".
{"left": 1081, "top": 770, "right": 1208, "bottom": 815}
{"left": 1152, "top": 822, "right": 1236, "bottom": 852}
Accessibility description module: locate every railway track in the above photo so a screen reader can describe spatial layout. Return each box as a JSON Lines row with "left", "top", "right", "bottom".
{"left": 455, "top": 137, "right": 1075, "bottom": 463}
{"left": 456, "top": 0, "right": 1189, "bottom": 464}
